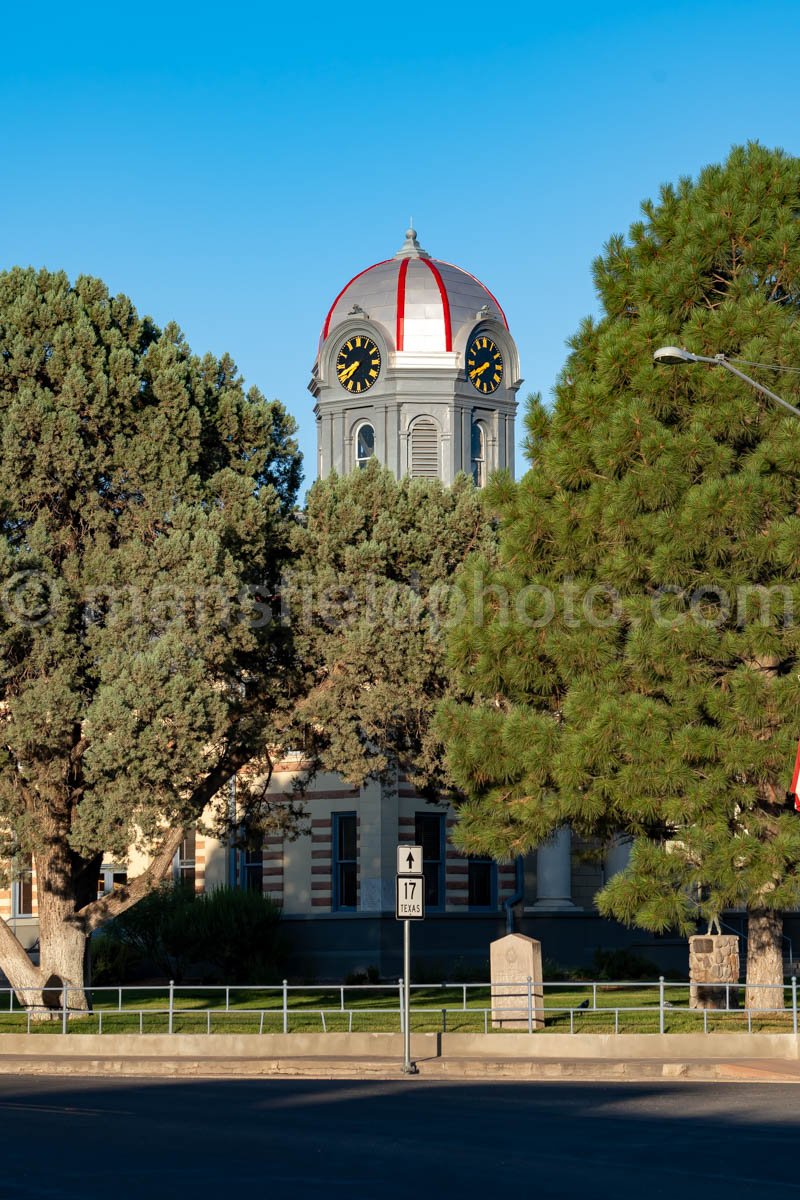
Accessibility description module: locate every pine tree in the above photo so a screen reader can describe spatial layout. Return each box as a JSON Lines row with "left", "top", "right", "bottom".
{"left": 439, "top": 144, "right": 800, "bottom": 1008}
{"left": 0, "top": 268, "right": 301, "bottom": 1007}
{"left": 286, "top": 460, "right": 496, "bottom": 793}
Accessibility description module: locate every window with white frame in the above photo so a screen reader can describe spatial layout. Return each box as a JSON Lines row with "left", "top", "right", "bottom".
{"left": 356, "top": 422, "right": 375, "bottom": 469}
{"left": 97, "top": 867, "right": 128, "bottom": 899}
{"left": 12, "top": 854, "right": 33, "bottom": 917}
{"left": 471, "top": 420, "right": 486, "bottom": 488}
{"left": 174, "top": 829, "right": 196, "bottom": 890}
{"left": 240, "top": 846, "right": 264, "bottom": 892}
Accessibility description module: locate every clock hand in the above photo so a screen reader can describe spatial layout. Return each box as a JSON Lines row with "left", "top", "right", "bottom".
{"left": 339, "top": 361, "right": 360, "bottom": 382}
{"left": 469, "top": 362, "right": 490, "bottom": 379}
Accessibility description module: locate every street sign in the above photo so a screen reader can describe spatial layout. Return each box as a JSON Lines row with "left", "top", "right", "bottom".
{"left": 397, "top": 845, "right": 423, "bottom": 875}
{"left": 396, "top": 874, "right": 425, "bottom": 920}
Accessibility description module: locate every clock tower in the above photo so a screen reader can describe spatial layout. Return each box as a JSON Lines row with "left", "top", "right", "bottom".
{"left": 309, "top": 228, "right": 521, "bottom": 485}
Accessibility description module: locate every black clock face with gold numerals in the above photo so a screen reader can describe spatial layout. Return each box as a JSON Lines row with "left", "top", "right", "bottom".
{"left": 336, "top": 334, "right": 381, "bottom": 394}
{"left": 467, "top": 334, "right": 504, "bottom": 394}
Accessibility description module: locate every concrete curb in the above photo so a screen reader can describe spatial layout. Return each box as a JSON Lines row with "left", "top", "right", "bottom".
{"left": 0, "top": 1054, "right": 799, "bottom": 1083}
{"left": 2, "top": 1030, "right": 798, "bottom": 1059}
{"left": 3, "top": 1032, "right": 800, "bottom": 1082}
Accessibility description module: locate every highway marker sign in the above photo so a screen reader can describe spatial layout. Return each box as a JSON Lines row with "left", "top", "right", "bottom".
{"left": 396, "top": 874, "right": 425, "bottom": 920}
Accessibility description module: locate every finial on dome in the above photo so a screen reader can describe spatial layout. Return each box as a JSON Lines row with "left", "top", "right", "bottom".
{"left": 395, "top": 224, "right": 430, "bottom": 259}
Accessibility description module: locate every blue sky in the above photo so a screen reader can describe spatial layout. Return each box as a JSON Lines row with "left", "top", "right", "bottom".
{"left": 3, "top": 1, "right": 800, "bottom": 490}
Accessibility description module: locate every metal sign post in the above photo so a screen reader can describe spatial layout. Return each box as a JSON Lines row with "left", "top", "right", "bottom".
{"left": 396, "top": 845, "right": 424, "bottom": 1075}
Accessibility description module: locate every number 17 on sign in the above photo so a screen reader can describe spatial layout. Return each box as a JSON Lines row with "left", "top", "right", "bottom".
{"left": 396, "top": 874, "right": 425, "bottom": 920}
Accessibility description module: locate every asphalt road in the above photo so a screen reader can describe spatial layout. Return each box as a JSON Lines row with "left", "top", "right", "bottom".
{"left": 0, "top": 1075, "right": 798, "bottom": 1199}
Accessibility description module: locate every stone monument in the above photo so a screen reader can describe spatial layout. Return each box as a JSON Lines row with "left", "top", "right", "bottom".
{"left": 490, "top": 933, "right": 544, "bottom": 1029}
{"left": 689, "top": 934, "right": 740, "bottom": 1009}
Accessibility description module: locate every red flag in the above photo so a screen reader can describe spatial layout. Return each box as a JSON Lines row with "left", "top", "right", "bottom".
{"left": 790, "top": 739, "right": 800, "bottom": 813}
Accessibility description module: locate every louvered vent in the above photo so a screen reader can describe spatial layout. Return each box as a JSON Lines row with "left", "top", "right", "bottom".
{"left": 410, "top": 418, "right": 439, "bottom": 478}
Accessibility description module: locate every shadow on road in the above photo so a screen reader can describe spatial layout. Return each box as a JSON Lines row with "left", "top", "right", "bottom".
{"left": 0, "top": 1075, "right": 797, "bottom": 1199}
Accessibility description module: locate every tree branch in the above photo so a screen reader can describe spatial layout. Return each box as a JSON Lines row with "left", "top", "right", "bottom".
{"left": 77, "top": 745, "right": 257, "bottom": 933}
{"left": 0, "top": 911, "right": 43, "bottom": 993}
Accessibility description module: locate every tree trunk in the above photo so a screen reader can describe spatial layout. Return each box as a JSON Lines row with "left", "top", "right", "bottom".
{"left": 746, "top": 909, "right": 784, "bottom": 1012}
{"left": 36, "top": 902, "right": 92, "bottom": 1014}
{"left": 0, "top": 836, "right": 96, "bottom": 1015}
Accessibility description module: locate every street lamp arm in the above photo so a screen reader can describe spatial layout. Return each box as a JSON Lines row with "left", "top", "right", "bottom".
{"left": 653, "top": 345, "right": 800, "bottom": 420}
{"left": 713, "top": 356, "right": 800, "bottom": 421}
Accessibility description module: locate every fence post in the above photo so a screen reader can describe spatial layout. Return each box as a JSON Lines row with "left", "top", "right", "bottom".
{"left": 168, "top": 979, "right": 174, "bottom": 1035}
{"left": 62, "top": 985, "right": 68, "bottom": 1035}
{"left": 592, "top": 982, "right": 597, "bottom": 1010}
{"left": 659, "top": 976, "right": 665, "bottom": 1035}
{"left": 527, "top": 976, "right": 533, "bottom": 1034}
{"left": 282, "top": 979, "right": 288, "bottom": 1035}
{"left": 399, "top": 978, "right": 405, "bottom": 1034}
{"left": 793, "top": 977, "right": 798, "bottom": 1037}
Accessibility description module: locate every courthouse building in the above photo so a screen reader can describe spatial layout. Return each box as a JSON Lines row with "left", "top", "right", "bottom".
{"left": 2, "top": 229, "right": 678, "bottom": 978}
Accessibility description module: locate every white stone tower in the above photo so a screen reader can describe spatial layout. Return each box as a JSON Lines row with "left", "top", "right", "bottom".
{"left": 309, "top": 228, "right": 521, "bottom": 484}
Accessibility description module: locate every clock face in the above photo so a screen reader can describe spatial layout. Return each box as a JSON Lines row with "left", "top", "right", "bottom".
{"left": 336, "top": 334, "right": 381, "bottom": 393}
{"left": 467, "top": 334, "right": 504, "bottom": 394}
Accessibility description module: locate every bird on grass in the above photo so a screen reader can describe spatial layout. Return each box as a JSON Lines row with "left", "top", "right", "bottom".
{"left": 576, "top": 999, "right": 590, "bottom": 1010}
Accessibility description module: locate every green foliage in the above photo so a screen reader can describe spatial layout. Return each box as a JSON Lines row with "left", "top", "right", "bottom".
{"left": 98, "top": 883, "right": 284, "bottom": 983}
{"left": 591, "top": 947, "right": 660, "bottom": 981}
{"left": 181, "top": 885, "right": 284, "bottom": 983}
{"left": 286, "top": 460, "right": 497, "bottom": 792}
{"left": 440, "top": 143, "right": 800, "bottom": 936}
{"left": 89, "top": 933, "right": 142, "bottom": 985}
{"left": 97, "top": 883, "right": 197, "bottom": 980}
{"left": 344, "top": 965, "right": 381, "bottom": 985}
{"left": 0, "top": 267, "right": 300, "bottom": 968}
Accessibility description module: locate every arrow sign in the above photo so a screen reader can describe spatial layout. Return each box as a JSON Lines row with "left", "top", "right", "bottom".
{"left": 397, "top": 844, "right": 423, "bottom": 876}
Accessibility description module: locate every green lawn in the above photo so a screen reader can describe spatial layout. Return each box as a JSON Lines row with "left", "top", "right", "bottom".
{"left": 0, "top": 982, "right": 794, "bottom": 1035}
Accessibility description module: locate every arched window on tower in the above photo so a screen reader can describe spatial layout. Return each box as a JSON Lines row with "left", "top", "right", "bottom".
{"left": 471, "top": 420, "right": 486, "bottom": 487}
{"left": 356, "top": 423, "right": 375, "bottom": 469}
{"left": 409, "top": 417, "right": 439, "bottom": 478}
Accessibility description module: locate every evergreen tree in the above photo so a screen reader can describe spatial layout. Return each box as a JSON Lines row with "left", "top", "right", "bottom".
{"left": 285, "top": 460, "right": 496, "bottom": 794}
{"left": 439, "top": 143, "right": 800, "bottom": 1007}
{"left": 0, "top": 268, "right": 300, "bottom": 1007}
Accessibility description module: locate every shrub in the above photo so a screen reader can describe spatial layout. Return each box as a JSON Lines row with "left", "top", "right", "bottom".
{"left": 592, "top": 947, "right": 660, "bottom": 981}
{"left": 98, "top": 884, "right": 285, "bottom": 983}
{"left": 89, "top": 934, "right": 141, "bottom": 985}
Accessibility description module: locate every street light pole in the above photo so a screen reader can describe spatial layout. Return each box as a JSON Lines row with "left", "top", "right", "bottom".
{"left": 653, "top": 346, "right": 800, "bottom": 420}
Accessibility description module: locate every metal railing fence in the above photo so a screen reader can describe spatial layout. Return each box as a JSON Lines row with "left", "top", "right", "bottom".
{"left": 0, "top": 977, "right": 797, "bottom": 1035}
